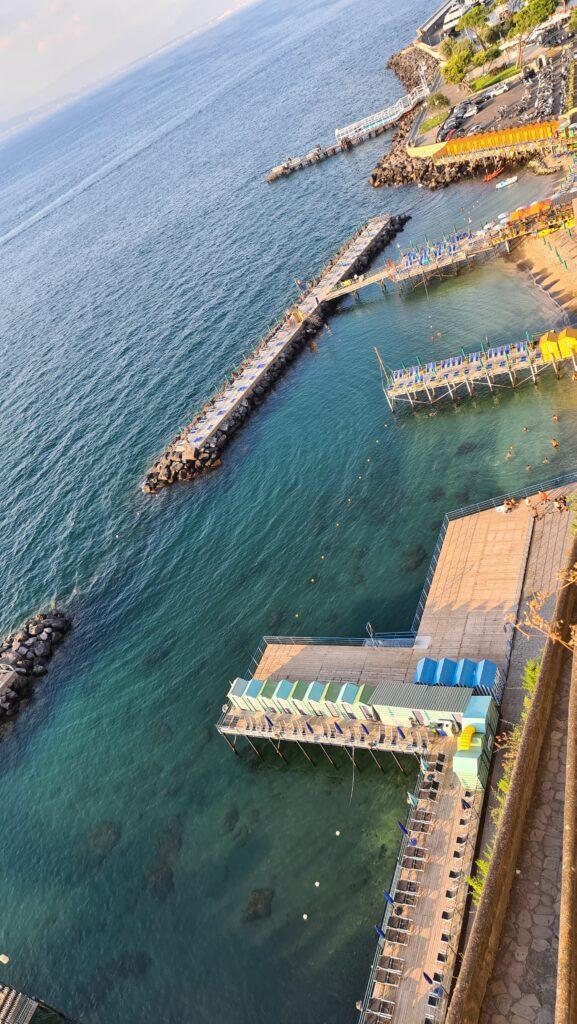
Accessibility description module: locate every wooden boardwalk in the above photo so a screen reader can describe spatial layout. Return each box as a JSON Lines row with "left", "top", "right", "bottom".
{"left": 361, "top": 756, "right": 483, "bottom": 1024}
{"left": 326, "top": 200, "right": 574, "bottom": 300}
{"left": 382, "top": 335, "right": 577, "bottom": 411}
{"left": 329, "top": 234, "right": 509, "bottom": 298}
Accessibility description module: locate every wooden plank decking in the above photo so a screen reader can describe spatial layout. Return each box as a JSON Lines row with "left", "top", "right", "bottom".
{"left": 363, "top": 755, "right": 482, "bottom": 1024}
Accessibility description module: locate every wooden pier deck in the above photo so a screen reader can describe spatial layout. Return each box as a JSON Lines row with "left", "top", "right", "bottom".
{"left": 361, "top": 758, "right": 483, "bottom": 1024}
{"left": 326, "top": 200, "right": 574, "bottom": 300}
{"left": 382, "top": 328, "right": 577, "bottom": 412}
{"left": 216, "top": 476, "right": 577, "bottom": 1024}
{"left": 328, "top": 234, "right": 510, "bottom": 298}
{"left": 144, "top": 214, "right": 407, "bottom": 493}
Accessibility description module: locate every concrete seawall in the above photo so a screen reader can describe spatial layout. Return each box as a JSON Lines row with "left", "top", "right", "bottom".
{"left": 143, "top": 213, "right": 409, "bottom": 494}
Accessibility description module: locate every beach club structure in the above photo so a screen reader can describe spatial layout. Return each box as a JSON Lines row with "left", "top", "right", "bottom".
{"left": 225, "top": 670, "right": 498, "bottom": 790}
{"left": 380, "top": 325, "right": 577, "bottom": 412}
{"left": 216, "top": 472, "right": 577, "bottom": 1024}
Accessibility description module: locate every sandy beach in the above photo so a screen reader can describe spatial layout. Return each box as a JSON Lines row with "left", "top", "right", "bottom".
{"left": 513, "top": 223, "right": 577, "bottom": 314}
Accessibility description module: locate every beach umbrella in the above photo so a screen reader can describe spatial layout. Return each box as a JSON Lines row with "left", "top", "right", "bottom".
{"left": 420, "top": 758, "right": 430, "bottom": 772}
{"left": 375, "top": 925, "right": 386, "bottom": 940}
{"left": 383, "top": 890, "right": 395, "bottom": 906}
{"left": 461, "top": 798, "right": 471, "bottom": 811}
{"left": 407, "top": 792, "right": 419, "bottom": 807}
{"left": 335, "top": 722, "right": 344, "bottom": 735}
{"left": 265, "top": 715, "right": 274, "bottom": 729}
{"left": 397, "top": 821, "right": 409, "bottom": 837}
{"left": 361, "top": 723, "right": 369, "bottom": 735}
{"left": 423, "top": 972, "right": 434, "bottom": 986}
{"left": 397, "top": 727, "right": 406, "bottom": 740}
{"left": 306, "top": 722, "right": 314, "bottom": 735}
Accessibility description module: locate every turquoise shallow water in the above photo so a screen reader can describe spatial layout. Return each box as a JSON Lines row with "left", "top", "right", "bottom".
{"left": 0, "top": 0, "right": 576, "bottom": 1021}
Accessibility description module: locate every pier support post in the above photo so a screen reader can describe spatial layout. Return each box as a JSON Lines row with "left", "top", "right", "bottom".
{"left": 552, "top": 359, "right": 561, "bottom": 379}
{"left": 343, "top": 745, "right": 360, "bottom": 769}
{"left": 296, "top": 740, "right": 315, "bottom": 766}
{"left": 367, "top": 747, "right": 384, "bottom": 772}
{"left": 528, "top": 357, "right": 537, "bottom": 384}
{"left": 390, "top": 751, "right": 408, "bottom": 776}
{"left": 246, "top": 736, "right": 264, "bottom": 761}
{"left": 319, "top": 743, "right": 338, "bottom": 768}
{"left": 484, "top": 369, "right": 494, "bottom": 392}
{"left": 270, "top": 738, "right": 288, "bottom": 763}
{"left": 222, "top": 733, "right": 240, "bottom": 756}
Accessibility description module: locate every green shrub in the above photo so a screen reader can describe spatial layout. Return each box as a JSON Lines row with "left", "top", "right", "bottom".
{"left": 428, "top": 90, "right": 450, "bottom": 108}
{"left": 467, "top": 656, "right": 540, "bottom": 904}
{"left": 470, "top": 63, "right": 519, "bottom": 90}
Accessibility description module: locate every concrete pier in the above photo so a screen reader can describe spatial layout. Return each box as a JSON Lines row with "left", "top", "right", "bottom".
{"left": 143, "top": 213, "right": 409, "bottom": 493}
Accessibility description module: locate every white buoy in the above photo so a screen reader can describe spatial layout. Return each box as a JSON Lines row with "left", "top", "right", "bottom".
{"left": 335, "top": 830, "right": 341, "bottom": 836}
{"left": 303, "top": 913, "right": 308, "bottom": 921}
{"left": 0, "top": 954, "right": 9, "bottom": 965}
{"left": 315, "top": 881, "right": 320, "bottom": 887}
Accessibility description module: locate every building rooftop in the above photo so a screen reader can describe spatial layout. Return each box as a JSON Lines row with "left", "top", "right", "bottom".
{"left": 371, "top": 680, "right": 474, "bottom": 713}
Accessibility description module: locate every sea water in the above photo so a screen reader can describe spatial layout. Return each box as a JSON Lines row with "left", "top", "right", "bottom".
{"left": 0, "top": 0, "right": 576, "bottom": 1020}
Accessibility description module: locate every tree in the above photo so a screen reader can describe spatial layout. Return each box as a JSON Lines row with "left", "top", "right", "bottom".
{"left": 458, "top": 5, "right": 490, "bottom": 45}
{"left": 428, "top": 90, "right": 450, "bottom": 108}
{"left": 442, "top": 40, "right": 474, "bottom": 83}
{"left": 514, "top": 0, "right": 558, "bottom": 35}
{"left": 442, "top": 51, "right": 473, "bottom": 83}
{"left": 568, "top": 8, "right": 577, "bottom": 33}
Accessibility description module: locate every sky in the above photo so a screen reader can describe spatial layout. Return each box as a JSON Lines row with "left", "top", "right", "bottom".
{"left": 0, "top": 0, "right": 256, "bottom": 126}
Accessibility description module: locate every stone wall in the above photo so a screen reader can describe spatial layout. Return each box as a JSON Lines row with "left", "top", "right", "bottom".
{"left": 556, "top": 650, "right": 577, "bottom": 1024}
{"left": 445, "top": 534, "right": 577, "bottom": 1024}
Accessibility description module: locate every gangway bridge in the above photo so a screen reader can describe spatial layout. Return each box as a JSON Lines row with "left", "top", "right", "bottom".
{"left": 335, "top": 75, "right": 430, "bottom": 143}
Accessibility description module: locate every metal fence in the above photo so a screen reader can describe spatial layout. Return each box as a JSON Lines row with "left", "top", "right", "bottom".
{"left": 357, "top": 768, "right": 425, "bottom": 1024}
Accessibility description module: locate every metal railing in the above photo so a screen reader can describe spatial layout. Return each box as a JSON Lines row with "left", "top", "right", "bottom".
{"left": 357, "top": 768, "right": 425, "bottom": 1023}
{"left": 335, "top": 83, "right": 429, "bottom": 143}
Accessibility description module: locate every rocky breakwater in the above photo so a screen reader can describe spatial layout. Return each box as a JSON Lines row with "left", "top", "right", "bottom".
{"left": 371, "top": 44, "right": 537, "bottom": 190}
{"left": 142, "top": 214, "right": 410, "bottom": 494}
{"left": 0, "top": 609, "right": 71, "bottom": 722}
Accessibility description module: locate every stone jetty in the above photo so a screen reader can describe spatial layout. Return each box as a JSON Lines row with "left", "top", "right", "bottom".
{"left": 143, "top": 213, "right": 409, "bottom": 494}
{"left": 0, "top": 608, "right": 71, "bottom": 722}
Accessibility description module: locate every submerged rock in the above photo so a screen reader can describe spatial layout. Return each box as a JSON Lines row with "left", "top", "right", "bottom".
{"left": 224, "top": 803, "right": 240, "bottom": 833}
{"left": 87, "top": 820, "right": 122, "bottom": 862}
{"left": 456, "top": 441, "right": 478, "bottom": 455}
{"left": 244, "top": 888, "right": 274, "bottom": 922}
{"left": 147, "top": 861, "right": 174, "bottom": 902}
{"left": 402, "top": 544, "right": 428, "bottom": 573}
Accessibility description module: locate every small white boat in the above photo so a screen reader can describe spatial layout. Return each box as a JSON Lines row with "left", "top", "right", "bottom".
{"left": 495, "top": 175, "right": 518, "bottom": 190}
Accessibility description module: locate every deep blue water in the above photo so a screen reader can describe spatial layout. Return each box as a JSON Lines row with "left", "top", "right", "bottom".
{"left": 1, "top": 0, "right": 576, "bottom": 1021}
